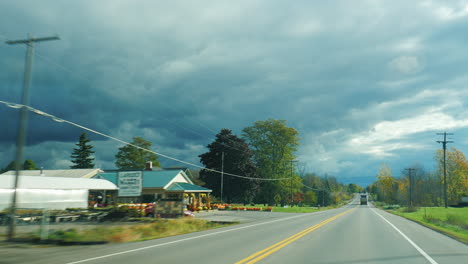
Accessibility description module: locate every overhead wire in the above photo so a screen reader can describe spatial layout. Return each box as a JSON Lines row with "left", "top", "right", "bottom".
{"left": 3, "top": 34, "right": 295, "bottom": 179}
{"left": 0, "top": 100, "right": 290, "bottom": 181}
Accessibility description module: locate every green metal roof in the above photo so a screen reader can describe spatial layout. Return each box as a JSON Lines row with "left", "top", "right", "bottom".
{"left": 97, "top": 170, "right": 194, "bottom": 188}
{"left": 166, "top": 182, "right": 212, "bottom": 192}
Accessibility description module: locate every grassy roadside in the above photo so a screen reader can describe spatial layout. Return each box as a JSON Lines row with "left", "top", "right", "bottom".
{"left": 387, "top": 207, "right": 468, "bottom": 244}
{"left": 232, "top": 204, "right": 343, "bottom": 213}
{"left": 10, "top": 218, "right": 236, "bottom": 244}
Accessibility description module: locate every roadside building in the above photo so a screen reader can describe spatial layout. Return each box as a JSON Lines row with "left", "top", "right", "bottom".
{"left": 0, "top": 174, "right": 118, "bottom": 210}
{"left": 0, "top": 169, "right": 115, "bottom": 207}
{"left": 97, "top": 167, "right": 211, "bottom": 217}
{"left": 0, "top": 168, "right": 103, "bottom": 178}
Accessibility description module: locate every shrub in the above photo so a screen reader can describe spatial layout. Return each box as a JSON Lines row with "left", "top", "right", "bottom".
{"left": 48, "top": 228, "right": 80, "bottom": 241}
{"left": 446, "top": 214, "right": 468, "bottom": 229}
{"left": 402, "top": 206, "right": 419, "bottom": 213}
{"left": 423, "top": 214, "right": 439, "bottom": 224}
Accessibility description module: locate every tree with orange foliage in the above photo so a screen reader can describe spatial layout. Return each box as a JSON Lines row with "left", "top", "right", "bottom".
{"left": 435, "top": 147, "right": 468, "bottom": 204}
{"left": 376, "top": 163, "right": 397, "bottom": 204}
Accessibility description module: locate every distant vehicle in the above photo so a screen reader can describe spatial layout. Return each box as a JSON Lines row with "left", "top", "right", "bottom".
{"left": 360, "top": 194, "right": 367, "bottom": 205}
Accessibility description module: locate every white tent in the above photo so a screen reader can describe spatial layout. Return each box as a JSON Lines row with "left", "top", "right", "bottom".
{"left": 0, "top": 175, "right": 118, "bottom": 210}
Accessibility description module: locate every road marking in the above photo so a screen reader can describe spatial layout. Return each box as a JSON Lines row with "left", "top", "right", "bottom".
{"left": 235, "top": 208, "right": 355, "bottom": 264}
{"left": 370, "top": 208, "right": 439, "bottom": 264}
{"left": 64, "top": 210, "right": 337, "bottom": 264}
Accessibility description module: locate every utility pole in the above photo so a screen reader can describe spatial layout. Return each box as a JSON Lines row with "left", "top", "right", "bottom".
{"left": 5, "top": 34, "right": 59, "bottom": 240}
{"left": 437, "top": 132, "right": 453, "bottom": 208}
{"left": 289, "top": 160, "right": 298, "bottom": 206}
{"left": 220, "top": 152, "right": 224, "bottom": 203}
{"left": 322, "top": 189, "right": 325, "bottom": 207}
{"left": 405, "top": 168, "right": 416, "bottom": 208}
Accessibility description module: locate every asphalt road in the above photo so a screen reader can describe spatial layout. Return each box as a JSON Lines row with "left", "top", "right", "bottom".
{"left": 1, "top": 198, "right": 467, "bottom": 264}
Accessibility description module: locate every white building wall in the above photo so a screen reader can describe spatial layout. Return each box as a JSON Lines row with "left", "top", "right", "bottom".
{"left": 0, "top": 188, "right": 88, "bottom": 210}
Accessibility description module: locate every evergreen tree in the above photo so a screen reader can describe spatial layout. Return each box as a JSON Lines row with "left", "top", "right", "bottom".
{"left": 70, "top": 132, "right": 95, "bottom": 169}
{"left": 199, "top": 129, "right": 257, "bottom": 203}
{"left": 1, "top": 160, "right": 38, "bottom": 172}
{"left": 1, "top": 161, "right": 19, "bottom": 173}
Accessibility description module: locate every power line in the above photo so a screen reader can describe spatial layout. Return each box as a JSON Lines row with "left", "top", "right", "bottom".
{"left": 0, "top": 100, "right": 290, "bottom": 181}
{"left": 298, "top": 181, "right": 324, "bottom": 191}
{"left": 3, "top": 34, "right": 292, "bottom": 177}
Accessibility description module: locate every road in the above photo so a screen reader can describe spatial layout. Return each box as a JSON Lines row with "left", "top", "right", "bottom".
{"left": 1, "top": 198, "right": 467, "bottom": 264}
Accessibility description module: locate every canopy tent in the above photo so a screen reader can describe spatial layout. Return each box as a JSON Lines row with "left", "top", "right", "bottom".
{"left": 0, "top": 175, "right": 118, "bottom": 210}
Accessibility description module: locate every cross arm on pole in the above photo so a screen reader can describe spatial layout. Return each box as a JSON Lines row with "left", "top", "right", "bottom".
{"left": 6, "top": 35, "right": 60, "bottom": 45}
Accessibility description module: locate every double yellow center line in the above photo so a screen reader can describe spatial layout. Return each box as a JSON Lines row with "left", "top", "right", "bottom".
{"left": 235, "top": 208, "right": 355, "bottom": 264}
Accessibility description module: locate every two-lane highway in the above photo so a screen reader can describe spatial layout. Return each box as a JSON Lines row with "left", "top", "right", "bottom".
{"left": 2, "top": 198, "right": 467, "bottom": 264}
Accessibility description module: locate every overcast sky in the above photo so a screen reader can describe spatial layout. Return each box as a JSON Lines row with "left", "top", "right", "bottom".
{"left": 2, "top": 0, "right": 468, "bottom": 186}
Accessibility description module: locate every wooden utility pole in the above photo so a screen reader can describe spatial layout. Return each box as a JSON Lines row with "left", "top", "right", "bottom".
{"left": 437, "top": 132, "right": 453, "bottom": 208}
{"left": 5, "top": 34, "right": 59, "bottom": 240}
{"left": 220, "top": 152, "right": 224, "bottom": 203}
{"left": 289, "top": 160, "right": 298, "bottom": 206}
{"left": 406, "top": 168, "right": 416, "bottom": 208}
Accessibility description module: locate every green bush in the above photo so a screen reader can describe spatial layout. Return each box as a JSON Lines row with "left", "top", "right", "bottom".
{"left": 48, "top": 228, "right": 81, "bottom": 241}
{"left": 446, "top": 214, "right": 468, "bottom": 229}
{"left": 402, "top": 206, "right": 419, "bottom": 213}
{"left": 423, "top": 214, "right": 440, "bottom": 224}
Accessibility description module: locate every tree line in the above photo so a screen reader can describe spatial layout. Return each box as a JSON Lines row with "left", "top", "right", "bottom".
{"left": 198, "top": 119, "right": 360, "bottom": 206}
{"left": 368, "top": 147, "right": 468, "bottom": 207}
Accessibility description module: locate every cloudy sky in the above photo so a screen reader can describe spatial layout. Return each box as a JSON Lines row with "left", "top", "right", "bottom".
{"left": 2, "top": 0, "right": 468, "bottom": 186}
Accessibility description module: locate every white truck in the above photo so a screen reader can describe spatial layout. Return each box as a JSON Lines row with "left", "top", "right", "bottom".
{"left": 360, "top": 194, "right": 367, "bottom": 205}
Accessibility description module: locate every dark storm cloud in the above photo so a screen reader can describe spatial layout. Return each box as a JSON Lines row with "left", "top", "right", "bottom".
{"left": 2, "top": 1, "right": 468, "bottom": 185}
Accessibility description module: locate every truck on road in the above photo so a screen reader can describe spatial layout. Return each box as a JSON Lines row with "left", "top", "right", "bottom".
{"left": 360, "top": 194, "right": 367, "bottom": 205}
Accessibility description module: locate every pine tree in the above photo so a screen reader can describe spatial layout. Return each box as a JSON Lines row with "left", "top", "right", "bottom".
{"left": 70, "top": 132, "right": 95, "bottom": 169}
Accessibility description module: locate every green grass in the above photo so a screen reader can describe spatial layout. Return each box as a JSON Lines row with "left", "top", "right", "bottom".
{"left": 232, "top": 204, "right": 338, "bottom": 213}
{"left": 27, "top": 218, "right": 235, "bottom": 243}
{"left": 390, "top": 207, "right": 468, "bottom": 244}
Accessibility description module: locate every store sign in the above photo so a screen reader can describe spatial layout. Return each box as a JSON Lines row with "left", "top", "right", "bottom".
{"left": 118, "top": 171, "right": 142, "bottom": 197}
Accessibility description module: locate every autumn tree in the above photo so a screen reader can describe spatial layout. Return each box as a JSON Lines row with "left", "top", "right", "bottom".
{"left": 115, "top": 137, "right": 161, "bottom": 170}
{"left": 199, "top": 129, "right": 257, "bottom": 203}
{"left": 347, "top": 183, "right": 364, "bottom": 193}
{"left": 304, "top": 191, "right": 317, "bottom": 206}
{"left": 242, "top": 119, "right": 300, "bottom": 205}
{"left": 376, "top": 163, "right": 396, "bottom": 204}
{"left": 436, "top": 147, "right": 468, "bottom": 204}
{"left": 70, "top": 132, "right": 95, "bottom": 169}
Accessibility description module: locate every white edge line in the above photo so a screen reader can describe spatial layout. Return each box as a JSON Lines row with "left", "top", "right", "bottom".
{"left": 65, "top": 210, "right": 337, "bottom": 264}
{"left": 370, "top": 207, "right": 438, "bottom": 264}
